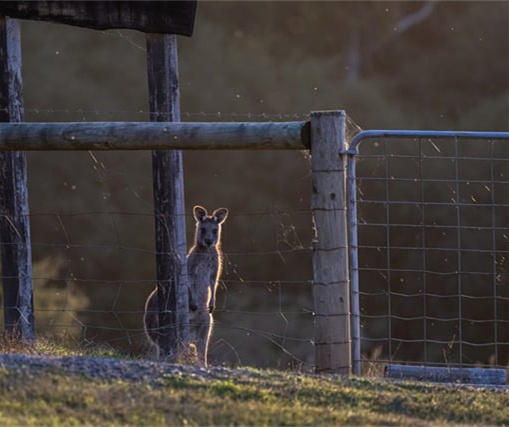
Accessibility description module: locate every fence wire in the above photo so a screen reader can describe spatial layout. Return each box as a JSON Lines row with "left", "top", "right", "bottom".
{"left": 0, "top": 208, "right": 316, "bottom": 369}
{"left": 351, "top": 133, "right": 509, "bottom": 374}
{"left": 2, "top": 105, "right": 507, "bottom": 375}
{"left": 0, "top": 107, "right": 330, "bottom": 369}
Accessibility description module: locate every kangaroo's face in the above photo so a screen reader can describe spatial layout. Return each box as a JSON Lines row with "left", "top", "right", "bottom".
{"left": 194, "top": 206, "right": 228, "bottom": 248}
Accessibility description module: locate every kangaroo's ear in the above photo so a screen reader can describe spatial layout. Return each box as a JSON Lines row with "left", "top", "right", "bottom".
{"left": 212, "top": 208, "right": 228, "bottom": 224}
{"left": 193, "top": 206, "right": 208, "bottom": 223}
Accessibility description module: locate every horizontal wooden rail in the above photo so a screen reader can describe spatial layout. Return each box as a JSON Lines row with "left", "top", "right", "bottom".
{"left": 0, "top": 121, "right": 311, "bottom": 151}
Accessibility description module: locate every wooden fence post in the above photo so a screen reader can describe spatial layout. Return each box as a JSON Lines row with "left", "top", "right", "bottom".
{"left": 0, "top": 15, "right": 34, "bottom": 341}
{"left": 146, "top": 33, "right": 189, "bottom": 360}
{"left": 310, "top": 110, "right": 351, "bottom": 374}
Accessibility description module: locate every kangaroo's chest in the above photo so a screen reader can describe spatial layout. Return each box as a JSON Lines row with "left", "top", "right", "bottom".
{"left": 188, "top": 252, "right": 217, "bottom": 285}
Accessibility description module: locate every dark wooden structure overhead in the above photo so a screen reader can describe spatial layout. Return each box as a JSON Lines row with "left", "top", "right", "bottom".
{"left": 0, "top": 1, "right": 197, "bottom": 35}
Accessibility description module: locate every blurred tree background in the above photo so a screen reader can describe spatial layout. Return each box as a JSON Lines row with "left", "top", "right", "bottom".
{"left": 0, "top": 1, "right": 508, "bottom": 368}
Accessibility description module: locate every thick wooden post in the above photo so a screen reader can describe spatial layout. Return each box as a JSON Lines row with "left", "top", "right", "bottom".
{"left": 0, "top": 16, "right": 34, "bottom": 341}
{"left": 310, "top": 110, "right": 351, "bottom": 374}
{"left": 146, "top": 33, "right": 189, "bottom": 360}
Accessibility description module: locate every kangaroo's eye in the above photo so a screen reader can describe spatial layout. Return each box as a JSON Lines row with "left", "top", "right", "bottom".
{"left": 213, "top": 229, "right": 218, "bottom": 235}
{"left": 201, "top": 228, "right": 207, "bottom": 235}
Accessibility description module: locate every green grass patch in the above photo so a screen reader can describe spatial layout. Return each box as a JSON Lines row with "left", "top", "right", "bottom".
{"left": 1, "top": 359, "right": 508, "bottom": 426}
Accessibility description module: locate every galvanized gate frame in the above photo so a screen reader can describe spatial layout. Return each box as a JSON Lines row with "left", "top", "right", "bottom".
{"left": 345, "top": 130, "right": 509, "bottom": 376}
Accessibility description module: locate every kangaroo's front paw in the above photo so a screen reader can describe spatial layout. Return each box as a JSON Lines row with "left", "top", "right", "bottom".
{"left": 208, "top": 305, "right": 215, "bottom": 314}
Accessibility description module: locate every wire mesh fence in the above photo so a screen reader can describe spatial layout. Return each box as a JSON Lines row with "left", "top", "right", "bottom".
{"left": 1, "top": 209, "right": 317, "bottom": 368}
{"left": 2, "top": 106, "right": 507, "bottom": 376}
{"left": 352, "top": 133, "right": 509, "bottom": 374}
{"left": 1, "top": 103, "right": 318, "bottom": 368}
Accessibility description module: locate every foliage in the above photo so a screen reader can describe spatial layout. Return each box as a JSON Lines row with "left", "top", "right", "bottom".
{"left": 1, "top": 256, "right": 88, "bottom": 339}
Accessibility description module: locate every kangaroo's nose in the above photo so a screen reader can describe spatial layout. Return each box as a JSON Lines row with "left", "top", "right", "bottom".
{"left": 204, "top": 238, "right": 213, "bottom": 246}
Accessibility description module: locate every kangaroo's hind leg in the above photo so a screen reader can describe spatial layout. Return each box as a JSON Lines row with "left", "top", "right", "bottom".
{"left": 195, "top": 312, "right": 212, "bottom": 367}
{"left": 144, "top": 289, "right": 160, "bottom": 360}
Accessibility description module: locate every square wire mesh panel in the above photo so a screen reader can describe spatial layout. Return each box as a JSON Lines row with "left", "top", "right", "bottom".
{"left": 354, "top": 136, "right": 508, "bottom": 373}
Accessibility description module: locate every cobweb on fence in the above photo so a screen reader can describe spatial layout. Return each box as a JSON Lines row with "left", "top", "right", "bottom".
{"left": 346, "top": 114, "right": 364, "bottom": 145}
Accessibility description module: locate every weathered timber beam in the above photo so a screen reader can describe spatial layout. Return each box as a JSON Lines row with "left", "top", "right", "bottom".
{"left": 311, "top": 110, "right": 351, "bottom": 375}
{"left": 0, "top": 15, "right": 35, "bottom": 342}
{"left": 0, "top": 121, "right": 311, "bottom": 151}
{"left": 0, "top": 1, "right": 197, "bottom": 36}
{"left": 146, "top": 32, "right": 188, "bottom": 361}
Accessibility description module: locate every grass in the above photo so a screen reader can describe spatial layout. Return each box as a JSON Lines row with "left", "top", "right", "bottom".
{"left": 1, "top": 362, "right": 508, "bottom": 425}
{"left": 0, "top": 338, "right": 508, "bottom": 425}
{"left": 0, "top": 332, "right": 130, "bottom": 359}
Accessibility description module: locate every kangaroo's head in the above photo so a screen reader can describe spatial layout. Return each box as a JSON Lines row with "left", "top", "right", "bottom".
{"left": 193, "top": 205, "right": 228, "bottom": 249}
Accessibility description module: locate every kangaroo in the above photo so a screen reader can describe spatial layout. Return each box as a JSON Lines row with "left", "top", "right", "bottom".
{"left": 144, "top": 205, "right": 228, "bottom": 366}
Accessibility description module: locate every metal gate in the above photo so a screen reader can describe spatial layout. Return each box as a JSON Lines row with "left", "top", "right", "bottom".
{"left": 347, "top": 130, "right": 509, "bottom": 376}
